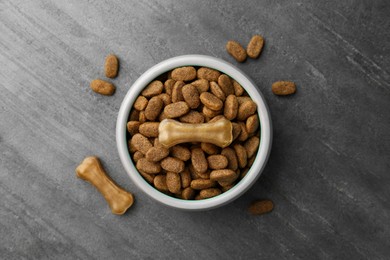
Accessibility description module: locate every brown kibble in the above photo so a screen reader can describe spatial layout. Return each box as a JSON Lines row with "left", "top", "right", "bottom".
{"left": 199, "top": 188, "right": 221, "bottom": 199}
{"left": 246, "top": 114, "right": 259, "bottom": 134}
{"left": 104, "top": 54, "right": 119, "bottom": 78}
{"left": 157, "top": 93, "right": 172, "bottom": 106}
{"left": 218, "top": 74, "right": 234, "bottom": 96}
{"left": 248, "top": 200, "right": 274, "bottom": 215}
{"left": 171, "top": 145, "right": 191, "bottom": 161}
{"left": 136, "top": 158, "right": 161, "bottom": 174}
{"left": 171, "top": 66, "right": 197, "bottom": 81}
{"left": 232, "top": 123, "right": 242, "bottom": 141}
{"left": 159, "top": 111, "right": 168, "bottom": 122}
{"left": 90, "top": 79, "right": 115, "bottom": 96}
{"left": 191, "top": 148, "right": 208, "bottom": 174}
{"left": 246, "top": 35, "right": 264, "bottom": 59}
{"left": 139, "top": 170, "right": 154, "bottom": 184}
{"left": 237, "top": 101, "right": 257, "bottom": 121}
{"left": 154, "top": 175, "right": 169, "bottom": 192}
{"left": 244, "top": 136, "right": 260, "bottom": 158}
{"left": 164, "top": 79, "right": 175, "bottom": 95}
{"left": 218, "top": 171, "right": 239, "bottom": 186}
{"left": 207, "top": 155, "right": 228, "bottom": 170}
{"left": 133, "top": 151, "right": 145, "bottom": 163}
{"left": 128, "top": 140, "right": 137, "bottom": 153}
{"left": 195, "top": 195, "right": 202, "bottom": 200}
{"left": 210, "top": 169, "right": 237, "bottom": 182}
{"left": 145, "top": 146, "right": 169, "bottom": 162}
{"left": 181, "top": 187, "right": 195, "bottom": 200}
{"left": 180, "top": 111, "right": 205, "bottom": 124}
{"left": 237, "top": 96, "right": 252, "bottom": 105}
{"left": 201, "top": 142, "right": 219, "bottom": 155}
{"left": 224, "top": 95, "right": 238, "bottom": 120}
{"left": 197, "top": 67, "right": 221, "bottom": 81}
{"left": 234, "top": 144, "right": 247, "bottom": 168}
{"left": 238, "top": 122, "right": 249, "bottom": 142}
{"left": 188, "top": 164, "right": 201, "bottom": 180}
{"left": 208, "top": 115, "right": 226, "bottom": 123}
{"left": 139, "top": 122, "right": 160, "bottom": 137}
{"left": 202, "top": 106, "right": 222, "bottom": 118}
{"left": 180, "top": 169, "right": 192, "bottom": 188}
{"left": 131, "top": 134, "right": 153, "bottom": 154}
{"left": 139, "top": 111, "right": 147, "bottom": 123}
{"left": 221, "top": 184, "right": 234, "bottom": 192}
{"left": 221, "top": 147, "right": 238, "bottom": 171}
{"left": 134, "top": 96, "right": 148, "bottom": 111}
{"left": 232, "top": 79, "right": 245, "bottom": 96}
{"left": 210, "top": 82, "right": 226, "bottom": 101}
{"left": 247, "top": 155, "right": 256, "bottom": 168}
{"left": 142, "top": 80, "right": 163, "bottom": 98}
{"left": 190, "top": 179, "right": 216, "bottom": 190}
{"left": 145, "top": 96, "right": 164, "bottom": 121}
{"left": 240, "top": 168, "right": 249, "bottom": 179}
{"left": 164, "top": 101, "right": 190, "bottom": 118}
{"left": 182, "top": 84, "right": 200, "bottom": 109}
{"left": 191, "top": 79, "right": 209, "bottom": 93}
{"left": 200, "top": 92, "right": 223, "bottom": 111}
{"left": 172, "top": 81, "right": 185, "bottom": 102}
{"left": 129, "top": 109, "right": 140, "bottom": 121}
{"left": 226, "top": 41, "right": 247, "bottom": 63}
{"left": 166, "top": 172, "right": 181, "bottom": 194}
{"left": 127, "top": 121, "right": 141, "bottom": 136}
{"left": 161, "top": 157, "right": 185, "bottom": 173}
{"left": 272, "top": 81, "right": 296, "bottom": 96}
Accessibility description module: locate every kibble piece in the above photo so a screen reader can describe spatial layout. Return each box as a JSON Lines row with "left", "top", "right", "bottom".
{"left": 159, "top": 111, "right": 168, "bottom": 122}
{"left": 191, "top": 79, "right": 209, "bottom": 93}
{"left": 164, "top": 79, "right": 175, "bottom": 95}
{"left": 226, "top": 41, "right": 247, "bottom": 62}
{"left": 164, "top": 101, "right": 190, "bottom": 118}
{"left": 248, "top": 200, "right": 274, "bottom": 215}
{"left": 210, "top": 82, "right": 226, "bottom": 101}
{"left": 180, "top": 168, "right": 192, "bottom": 188}
{"left": 127, "top": 121, "right": 141, "bottom": 136}
{"left": 200, "top": 92, "right": 223, "bottom": 111}
{"left": 128, "top": 140, "right": 137, "bottom": 153}
{"left": 161, "top": 157, "right": 185, "bottom": 173}
{"left": 237, "top": 101, "right": 257, "bottom": 121}
{"left": 246, "top": 114, "right": 259, "bottom": 134}
{"left": 237, "top": 96, "right": 252, "bottom": 105}
{"left": 199, "top": 188, "right": 221, "bottom": 199}
{"left": 221, "top": 147, "right": 238, "bottom": 171}
{"left": 210, "top": 169, "right": 237, "bottom": 182}
{"left": 134, "top": 96, "right": 148, "bottom": 111}
{"left": 244, "top": 136, "right": 260, "bottom": 158}
{"left": 221, "top": 184, "right": 234, "bottom": 192}
{"left": 139, "top": 122, "right": 160, "bottom": 137}
{"left": 182, "top": 84, "right": 200, "bottom": 109}
{"left": 132, "top": 151, "right": 144, "bottom": 163}
{"left": 154, "top": 175, "right": 169, "bottom": 192}
{"left": 197, "top": 67, "right": 221, "bottom": 81}
{"left": 171, "top": 145, "right": 191, "bottom": 161}
{"left": 145, "top": 146, "right": 169, "bottom": 162}
{"left": 131, "top": 134, "right": 153, "bottom": 154}
{"left": 232, "top": 79, "right": 245, "bottom": 96}
{"left": 272, "top": 81, "right": 296, "bottom": 96}
{"left": 218, "top": 74, "right": 234, "bottom": 96}
{"left": 232, "top": 123, "right": 242, "bottom": 141}
{"left": 104, "top": 54, "right": 119, "bottom": 78}
{"left": 240, "top": 168, "right": 249, "bottom": 179}
{"left": 142, "top": 80, "right": 163, "bottom": 98}
{"left": 136, "top": 158, "right": 161, "bottom": 174}
{"left": 172, "top": 81, "right": 185, "bottom": 102}
{"left": 224, "top": 95, "right": 238, "bottom": 120}
{"left": 139, "top": 111, "right": 147, "bottom": 123}
{"left": 190, "top": 179, "right": 216, "bottom": 190}
{"left": 247, "top": 155, "right": 256, "bottom": 168}
{"left": 201, "top": 142, "right": 219, "bottom": 155}
{"left": 189, "top": 164, "right": 201, "bottom": 180}
{"left": 238, "top": 122, "right": 249, "bottom": 142}
{"left": 90, "top": 79, "right": 115, "bottom": 96}
{"left": 145, "top": 96, "right": 164, "bottom": 121}
{"left": 171, "top": 66, "right": 197, "bottom": 81}
{"left": 129, "top": 109, "right": 140, "bottom": 121}
{"left": 181, "top": 187, "right": 195, "bottom": 200}
{"left": 218, "top": 171, "right": 239, "bottom": 186}
{"left": 191, "top": 148, "right": 208, "bottom": 174}
{"left": 207, "top": 155, "right": 228, "bottom": 170}
{"left": 139, "top": 170, "right": 154, "bottom": 184}
{"left": 234, "top": 144, "right": 247, "bottom": 168}
{"left": 180, "top": 111, "right": 205, "bottom": 124}
{"left": 157, "top": 93, "right": 171, "bottom": 106}
{"left": 202, "top": 106, "right": 222, "bottom": 118}
{"left": 246, "top": 35, "right": 264, "bottom": 59}
{"left": 208, "top": 115, "right": 226, "bottom": 123}
{"left": 166, "top": 172, "right": 181, "bottom": 194}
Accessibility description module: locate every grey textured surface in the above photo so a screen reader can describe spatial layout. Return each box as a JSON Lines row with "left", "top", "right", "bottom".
{"left": 1, "top": 0, "right": 389, "bottom": 259}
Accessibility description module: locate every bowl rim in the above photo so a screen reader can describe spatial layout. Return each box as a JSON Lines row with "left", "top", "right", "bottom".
{"left": 116, "top": 55, "right": 272, "bottom": 211}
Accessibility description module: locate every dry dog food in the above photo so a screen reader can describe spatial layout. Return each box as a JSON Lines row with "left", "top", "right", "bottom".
{"left": 90, "top": 79, "right": 115, "bottom": 96}
{"left": 104, "top": 54, "right": 119, "bottom": 78}
{"left": 272, "top": 81, "right": 296, "bottom": 95}
{"left": 248, "top": 199, "right": 274, "bottom": 215}
{"left": 247, "top": 35, "right": 264, "bottom": 59}
{"left": 127, "top": 66, "right": 260, "bottom": 200}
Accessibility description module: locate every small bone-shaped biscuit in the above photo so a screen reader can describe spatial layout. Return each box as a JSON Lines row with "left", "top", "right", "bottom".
{"left": 158, "top": 118, "right": 233, "bottom": 148}
{"left": 76, "top": 156, "right": 134, "bottom": 215}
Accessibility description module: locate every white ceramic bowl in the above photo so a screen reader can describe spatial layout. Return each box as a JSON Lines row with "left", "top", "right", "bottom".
{"left": 116, "top": 55, "right": 272, "bottom": 211}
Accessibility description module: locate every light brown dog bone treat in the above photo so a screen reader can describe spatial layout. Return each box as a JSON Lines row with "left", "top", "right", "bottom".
{"left": 226, "top": 41, "right": 247, "bottom": 63}
{"left": 154, "top": 175, "right": 169, "bottom": 192}
{"left": 207, "top": 155, "right": 228, "bottom": 170}
{"left": 104, "top": 54, "right": 119, "bottom": 78}
{"left": 201, "top": 142, "right": 219, "bottom": 155}
{"left": 164, "top": 101, "right": 190, "bottom": 118}
{"left": 224, "top": 95, "right": 238, "bottom": 120}
{"left": 161, "top": 157, "right": 185, "bottom": 173}
{"left": 237, "top": 101, "right": 257, "bottom": 121}
{"left": 197, "top": 67, "right": 221, "bottom": 81}
{"left": 145, "top": 145, "right": 169, "bottom": 162}
{"left": 181, "top": 187, "right": 196, "bottom": 200}
{"left": 76, "top": 156, "right": 134, "bottom": 215}
{"left": 238, "top": 122, "right": 249, "bottom": 142}
{"left": 202, "top": 106, "right": 222, "bottom": 118}
{"left": 139, "top": 111, "right": 147, "bottom": 123}
{"left": 171, "top": 145, "right": 191, "bottom": 161}
{"left": 130, "top": 133, "right": 153, "bottom": 154}
{"left": 210, "top": 169, "right": 237, "bottom": 182}
{"left": 210, "top": 82, "right": 226, "bottom": 101}
{"left": 139, "top": 170, "right": 154, "bottom": 184}
{"left": 129, "top": 109, "right": 140, "bottom": 121}
{"left": 232, "top": 122, "right": 242, "bottom": 141}
{"left": 166, "top": 172, "right": 182, "bottom": 194}
{"left": 171, "top": 66, "right": 197, "bottom": 81}
{"left": 139, "top": 122, "right": 160, "bottom": 137}
{"left": 199, "top": 188, "right": 221, "bottom": 199}
{"left": 248, "top": 200, "right": 274, "bottom": 215}
{"left": 164, "top": 79, "right": 175, "bottom": 95}
{"left": 200, "top": 92, "right": 223, "bottom": 111}
{"left": 191, "top": 148, "right": 208, "bottom": 174}
{"left": 134, "top": 96, "right": 148, "bottom": 111}
{"left": 221, "top": 147, "right": 238, "bottom": 171}
{"left": 191, "top": 79, "right": 209, "bottom": 93}
{"left": 244, "top": 136, "right": 260, "bottom": 158}
{"left": 180, "top": 168, "right": 192, "bottom": 188}
{"left": 272, "top": 81, "right": 296, "bottom": 96}
{"left": 182, "top": 84, "right": 200, "bottom": 109}
{"left": 180, "top": 111, "right": 205, "bottom": 124}
{"left": 136, "top": 158, "right": 161, "bottom": 174}
{"left": 190, "top": 179, "right": 216, "bottom": 190}
{"left": 157, "top": 93, "right": 172, "bottom": 106}
{"left": 218, "top": 74, "right": 234, "bottom": 96}
{"left": 145, "top": 96, "right": 163, "bottom": 121}
{"left": 90, "top": 79, "right": 115, "bottom": 96}
{"left": 237, "top": 96, "right": 252, "bottom": 105}
{"left": 234, "top": 144, "right": 247, "bottom": 168}
{"left": 232, "top": 79, "right": 245, "bottom": 96}
{"left": 142, "top": 80, "right": 163, "bottom": 98}
{"left": 246, "top": 114, "right": 259, "bottom": 134}
{"left": 133, "top": 151, "right": 144, "bottom": 163}
{"left": 127, "top": 121, "right": 141, "bottom": 136}
{"left": 158, "top": 118, "right": 233, "bottom": 148}
{"left": 172, "top": 81, "right": 185, "bottom": 102}
{"left": 247, "top": 35, "right": 264, "bottom": 59}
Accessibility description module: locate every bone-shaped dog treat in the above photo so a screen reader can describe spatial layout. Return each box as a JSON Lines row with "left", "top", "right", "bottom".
{"left": 158, "top": 118, "right": 233, "bottom": 148}
{"left": 76, "top": 156, "right": 134, "bottom": 215}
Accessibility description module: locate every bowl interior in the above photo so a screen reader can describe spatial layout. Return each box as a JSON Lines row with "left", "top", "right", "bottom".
{"left": 116, "top": 55, "right": 272, "bottom": 210}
